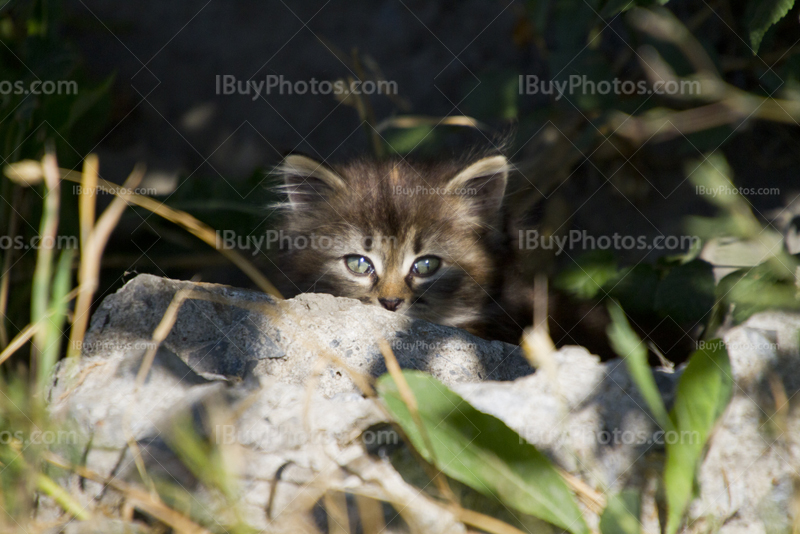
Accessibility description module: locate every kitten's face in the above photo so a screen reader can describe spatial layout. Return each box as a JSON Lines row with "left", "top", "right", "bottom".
{"left": 276, "top": 155, "right": 509, "bottom": 332}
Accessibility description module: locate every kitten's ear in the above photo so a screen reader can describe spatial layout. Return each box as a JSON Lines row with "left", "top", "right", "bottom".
{"left": 446, "top": 155, "right": 509, "bottom": 218}
{"left": 276, "top": 154, "right": 346, "bottom": 209}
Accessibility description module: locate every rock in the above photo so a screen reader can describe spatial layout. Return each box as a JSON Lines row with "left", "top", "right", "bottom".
{"left": 44, "top": 518, "right": 150, "bottom": 534}
{"left": 687, "top": 312, "right": 800, "bottom": 534}
{"left": 75, "top": 274, "right": 532, "bottom": 397}
{"left": 45, "top": 275, "right": 800, "bottom": 533}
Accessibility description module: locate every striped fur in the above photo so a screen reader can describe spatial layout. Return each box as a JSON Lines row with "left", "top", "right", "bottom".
{"left": 275, "top": 154, "right": 514, "bottom": 336}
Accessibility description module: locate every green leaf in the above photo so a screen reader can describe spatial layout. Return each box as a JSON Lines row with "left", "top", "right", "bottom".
{"left": 461, "top": 69, "right": 519, "bottom": 120}
{"left": 605, "top": 264, "right": 659, "bottom": 315}
{"left": 685, "top": 154, "right": 740, "bottom": 210}
{"left": 65, "top": 73, "right": 115, "bottom": 131}
{"left": 526, "top": 0, "right": 552, "bottom": 35}
{"left": 747, "top": 0, "right": 796, "bottom": 53}
{"left": 554, "top": 250, "right": 618, "bottom": 300}
{"left": 606, "top": 301, "right": 673, "bottom": 431}
{"left": 600, "top": 0, "right": 636, "bottom": 18}
{"left": 377, "top": 371, "right": 589, "bottom": 534}
{"left": 38, "top": 248, "right": 74, "bottom": 391}
{"left": 383, "top": 125, "right": 435, "bottom": 155}
{"left": 653, "top": 259, "right": 716, "bottom": 324}
{"left": 664, "top": 341, "right": 733, "bottom": 534}
{"left": 717, "top": 263, "right": 800, "bottom": 323}
{"left": 600, "top": 490, "right": 642, "bottom": 534}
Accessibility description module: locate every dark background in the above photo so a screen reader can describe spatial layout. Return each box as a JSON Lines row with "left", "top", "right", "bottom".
{"left": 1, "top": 0, "right": 799, "bottom": 355}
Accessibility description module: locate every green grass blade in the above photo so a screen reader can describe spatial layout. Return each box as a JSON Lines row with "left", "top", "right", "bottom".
{"left": 377, "top": 371, "right": 589, "bottom": 534}
{"left": 606, "top": 300, "right": 673, "bottom": 432}
{"left": 664, "top": 341, "right": 733, "bottom": 534}
{"left": 600, "top": 490, "right": 641, "bottom": 534}
{"left": 37, "top": 249, "right": 74, "bottom": 392}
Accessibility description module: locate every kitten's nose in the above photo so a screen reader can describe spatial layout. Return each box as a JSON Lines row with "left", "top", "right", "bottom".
{"left": 378, "top": 298, "right": 403, "bottom": 312}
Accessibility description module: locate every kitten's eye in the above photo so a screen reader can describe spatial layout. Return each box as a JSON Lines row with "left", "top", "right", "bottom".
{"left": 345, "top": 255, "right": 374, "bottom": 275}
{"left": 411, "top": 256, "right": 441, "bottom": 277}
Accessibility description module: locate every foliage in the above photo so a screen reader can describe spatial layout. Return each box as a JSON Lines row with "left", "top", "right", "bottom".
{"left": 748, "top": 0, "right": 797, "bottom": 53}
{"left": 377, "top": 370, "right": 589, "bottom": 534}
{"left": 0, "top": 0, "right": 797, "bottom": 532}
{"left": 605, "top": 303, "right": 733, "bottom": 534}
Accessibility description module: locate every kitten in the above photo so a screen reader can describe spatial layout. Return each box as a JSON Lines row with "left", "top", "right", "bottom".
{"left": 274, "top": 153, "right": 520, "bottom": 340}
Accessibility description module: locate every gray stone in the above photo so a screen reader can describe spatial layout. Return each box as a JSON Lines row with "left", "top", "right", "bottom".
{"left": 78, "top": 274, "right": 532, "bottom": 395}
{"left": 45, "top": 275, "right": 800, "bottom": 534}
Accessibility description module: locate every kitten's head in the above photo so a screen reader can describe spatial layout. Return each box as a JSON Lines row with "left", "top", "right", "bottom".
{"left": 274, "top": 154, "right": 510, "bottom": 332}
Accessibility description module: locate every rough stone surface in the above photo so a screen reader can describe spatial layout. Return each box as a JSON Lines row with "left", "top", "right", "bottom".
{"left": 77, "top": 274, "right": 533, "bottom": 396}
{"left": 45, "top": 274, "right": 800, "bottom": 533}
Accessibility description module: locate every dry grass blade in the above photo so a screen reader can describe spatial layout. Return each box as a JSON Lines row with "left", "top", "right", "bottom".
{"left": 612, "top": 8, "right": 800, "bottom": 144}
{"left": 350, "top": 49, "right": 384, "bottom": 159}
{"left": 133, "top": 286, "right": 287, "bottom": 389}
{"left": 377, "top": 339, "right": 456, "bottom": 503}
{"left": 377, "top": 340, "right": 431, "bottom": 457}
{"left": 556, "top": 468, "right": 605, "bottom": 514}
{"left": 43, "top": 452, "right": 213, "bottom": 534}
{"left": 768, "top": 372, "right": 789, "bottom": 437}
{"left": 78, "top": 155, "right": 98, "bottom": 252}
{"left": 0, "top": 288, "right": 78, "bottom": 364}
{"left": 67, "top": 162, "right": 143, "bottom": 360}
{"left": 374, "top": 115, "right": 490, "bottom": 133}
{"left": 303, "top": 338, "right": 376, "bottom": 434}
{"left": 628, "top": 8, "right": 718, "bottom": 75}
{"left": 3, "top": 159, "right": 43, "bottom": 185}
{"left": 794, "top": 480, "right": 800, "bottom": 534}
{"left": 135, "top": 287, "right": 202, "bottom": 387}
{"left": 324, "top": 491, "right": 351, "bottom": 534}
{"left": 522, "top": 274, "right": 556, "bottom": 373}
{"left": 126, "top": 286, "right": 208, "bottom": 492}
{"left": 354, "top": 494, "right": 385, "bottom": 534}
{"left": 0, "top": 288, "right": 79, "bottom": 367}
{"left": 451, "top": 507, "right": 529, "bottom": 534}
{"left": 0, "top": 323, "right": 38, "bottom": 367}
{"left": 54, "top": 166, "right": 283, "bottom": 299}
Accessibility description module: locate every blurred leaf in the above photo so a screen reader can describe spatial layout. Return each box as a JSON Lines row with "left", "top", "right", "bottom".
{"left": 65, "top": 73, "right": 115, "bottom": 130}
{"left": 600, "top": 490, "right": 642, "bottom": 534}
{"left": 38, "top": 248, "right": 74, "bottom": 391}
{"left": 664, "top": 341, "right": 732, "bottom": 534}
{"left": 462, "top": 69, "right": 519, "bottom": 120}
{"left": 686, "top": 153, "right": 761, "bottom": 239}
{"left": 549, "top": 0, "right": 603, "bottom": 77}
{"left": 526, "top": 0, "right": 553, "bottom": 35}
{"left": 383, "top": 125, "right": 435, "bottom": 155}
{"left": 747, "top": 0, "right": 796, "bottom": 53}
{"left": 654, "top": 259, "right": 715, "bottom": 324}
{"left": 607, "top": 301, "right": 673, "bottom": 430}
{"left": 4, "top": 159, "right": 43, "bottom": 186}
{"left": 698, "top": 233, "right": 785, "bottom": 268}
{"left": 605, "top": 263, "right": 659, "bottom": 315}
{"left": 685, "top": 154, "right": 737, "bottom": 209}
{"left": 377, "top": 371, "right": 589, "bottom": 534}
{"left": 677, "top": 125, "right": 737, "bottom": 155}
{"left": 717, "top": 262, "right": 800, "bottom": 323}
{"left": 555, "top": 250, "right": 618, "bottom": 299}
